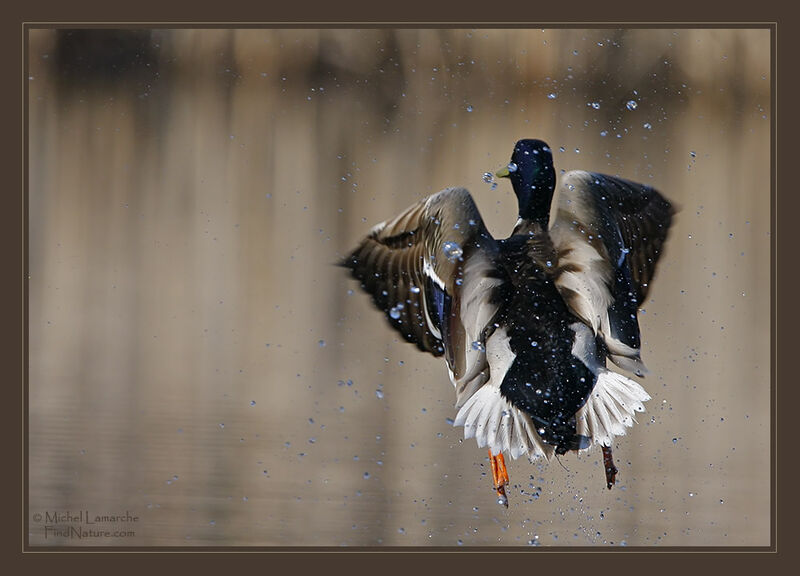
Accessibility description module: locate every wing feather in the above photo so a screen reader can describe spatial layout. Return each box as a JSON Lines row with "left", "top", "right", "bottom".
{"left": 341, "top": 187, "right": 506, "bottom": 395}
{"left": 550, "top": 171, "right": 674, "bottom": 374}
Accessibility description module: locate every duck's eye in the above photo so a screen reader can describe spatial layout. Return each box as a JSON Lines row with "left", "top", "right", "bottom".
{"left": 507, "top": 162, "right": 518, "bottom": 173}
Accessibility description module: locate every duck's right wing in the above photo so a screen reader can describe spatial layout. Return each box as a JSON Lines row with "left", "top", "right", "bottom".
{"left": 549, "top": 171, "right": 675, "bottom": 375}
{"left": 341, "top": 187, "right": 506, "bottom": 406}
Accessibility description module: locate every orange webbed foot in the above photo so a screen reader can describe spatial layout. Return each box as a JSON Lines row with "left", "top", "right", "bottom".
{"left": 489, "top": 450, "right": 510, "bottom": 507}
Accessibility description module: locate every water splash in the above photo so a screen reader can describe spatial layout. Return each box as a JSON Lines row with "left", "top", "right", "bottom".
{"left": 389, "top": 304, "right": 403, "bottom": 319}
{"left": 442, "top": 241, "right": 463, "bottom": 262}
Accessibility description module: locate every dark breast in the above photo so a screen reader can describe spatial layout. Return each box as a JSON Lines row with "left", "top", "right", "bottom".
{"left": 496, "top": 226, "right": 598, "bottom": 453}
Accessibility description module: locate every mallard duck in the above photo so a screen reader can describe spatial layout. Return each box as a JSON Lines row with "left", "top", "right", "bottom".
{"left": 341, "top": 139, "right": 674, "bottom": 506}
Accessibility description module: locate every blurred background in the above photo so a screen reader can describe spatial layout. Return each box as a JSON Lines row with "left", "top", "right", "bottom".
{"left": 27, "top": 28, "right": 771, "bottom": 547}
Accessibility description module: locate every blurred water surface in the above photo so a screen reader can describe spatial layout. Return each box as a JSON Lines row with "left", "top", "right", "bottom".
{"left": 28, "top": 28, "right": 771, "bottom": 546}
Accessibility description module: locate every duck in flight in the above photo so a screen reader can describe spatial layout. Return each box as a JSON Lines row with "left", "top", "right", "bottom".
{"left": 341, "top": 139, "right": 674, "bottom": 506}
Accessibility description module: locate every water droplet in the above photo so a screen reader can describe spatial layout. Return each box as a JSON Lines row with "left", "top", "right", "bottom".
{"left": 318, "top": 339, "right": 326, "bottom": 347}
{"left": 482, "top": 172, "right": 494, "bottom": 183}
{"left": 249, "top": 400, "right": 256, "bottom": 406}
{"left": 471, "top": 341, "right": 485, "bottom": 352}
{"left": 375, "top": 390, "right": 384, "bottom": 399}
{"left": 672, "top": 437, "right": 678, "bottom": 444}
{"left": 466, "top": 104, "right": 473, "bottom": 112}
{"left": 626, "top": 100, "right": 638, "bottom": 110}
{"left": 531, "top": 341, "right": 539, "bottom": 347}
{"left": 219, "top": 423, "right": 225, "bottom": 429}
{"left": 442, "top": 241, "right": 463, "bottom": 262}
{"left": 410, "top": 285, "right": 421, "bottom": 294}
{"left": 547, "top": 92, "right": 557, "bottom": 100}
{"left": 690, "top": 151, "right": 697, "bottom": 158}
{"left": 389, "top": 304, "right": 403, "bottom": 319}
{"left": 363, "top": 472, "right": 371, "bottom": 480}
{"left": 600, "top": 130, "right": 608, "bottom": 137}
{"left": 643, "top": 122, "right": 653, "bottom": 130}
{"left": 588, "top": 101, "right": 600, "bottom": 109}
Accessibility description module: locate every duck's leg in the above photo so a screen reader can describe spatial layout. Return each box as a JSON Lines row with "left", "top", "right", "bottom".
{"left": 601, "top": 445, "right": 618, "bottom": 489}
{"left": 488, "top": 450, "right": 510, "bottom": 507}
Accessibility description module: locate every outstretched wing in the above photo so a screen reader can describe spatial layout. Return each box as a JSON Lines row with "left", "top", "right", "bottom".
{"left": 341, "top": 187, "right": 505, "bottom": 406}
{"left": 549, "top": 171, "right": 674, "bottom": 375}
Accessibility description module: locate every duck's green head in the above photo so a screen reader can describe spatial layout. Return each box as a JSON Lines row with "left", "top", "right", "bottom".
{"left": 496, "top": 139, "right": 556, "bottom": 223}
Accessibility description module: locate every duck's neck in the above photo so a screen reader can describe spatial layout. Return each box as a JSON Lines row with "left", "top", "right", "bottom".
{"left": 513, "top": 170, "right": 556, "bottom": 226}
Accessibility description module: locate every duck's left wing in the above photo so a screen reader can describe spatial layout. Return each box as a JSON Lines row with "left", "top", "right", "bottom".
{"left": 549, "top": 171, "right": 675, "bottom": 375}
{"left": 341, "top": 187, "right": 505, "bottom": 405}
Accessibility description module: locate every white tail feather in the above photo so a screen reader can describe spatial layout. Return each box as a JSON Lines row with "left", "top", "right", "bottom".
{"left": 454, "top": 384, "right": 553, "bottom": 460}
{"left": 576, "top": 370, "right": 651, "bottom": 447}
